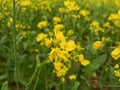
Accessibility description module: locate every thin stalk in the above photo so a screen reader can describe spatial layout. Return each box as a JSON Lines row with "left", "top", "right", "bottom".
{"left": 25, "top": 59, "right": 48, "bottom": 90}
{"left": 12, "top": 0, "right": 19, "bottom": 90}
{"left": 33, "top": 69, "right": 40, "bottom": 90}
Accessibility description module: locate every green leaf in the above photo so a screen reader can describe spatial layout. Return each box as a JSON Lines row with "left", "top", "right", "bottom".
{"left": 71, "top": 82, "right": 80, "bottom": 90}
{"left": 86, "top": 54, "right": 107, "bottom": 74}
{"left": 36, "top": 55, "right": 41, "bottom": 68}
{"left": 1, "top": 81, "right": 8, "bottom": 90}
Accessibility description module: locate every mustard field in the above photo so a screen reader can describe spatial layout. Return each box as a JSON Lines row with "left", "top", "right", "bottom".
{"left": 1, "top": 0, "right": 120, "bottom": 90}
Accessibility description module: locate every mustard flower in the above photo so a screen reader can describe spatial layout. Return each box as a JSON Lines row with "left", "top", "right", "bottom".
{"left": 114, "top": 64, "right": 119, "bottom": 69}
{"left": 55, "top": 31, "right": 66, "bottom": 42}
{"left": 58, "top": 7, "right": 65, "bottom": 14}
{"left": 45, "top": 38, "right": 53, "bottom": 48}
{"left": 67, "top": 29, "right": 74, "bottom": 36}
{"left": 79, "top": 54, "right": 90, "bottom": 66}
{"left": 20, "top": 0, "right": 32, "bottom": 6}
{"left": 37, "top": 20, "right": 48, "bottom": 29}
{"left": 53, "top": 16, "right": 62, "bottom": 24}
{"left": 114, "top": 70, "right": 120, "bottom": 77}
{"left": 49, "top": 48, "right": 61, "bottom": 61}
{"left": 69, "top": 74, "right": 76, "bottom": 80}
{"left": 79, "top": 10, "right": 90, "bottom": 16}
{"left": 64, "top": 0, "right": 80, "bottom": 13}
{"left": 54, "top": 24, "right": 64, "bottom": 32}
{"left": 111, "top": 47, "right": 120, "bottom": 60}
{"left": 36, "top": 33, "right": 47, "bottom": 42}
{"left": 54, "top": 61, "right": 68, "bottom": 77}
{"left": 22, "top": 31, "right": 27, "bottom": 38}
{"left": 60, "top": 40, "right": 76, "bottom": 51}
{"left": 93, "top": 41, "right": 103, "bottom": 50}
{"left": 71, "top": 14, "right": 80, "bottom": 19}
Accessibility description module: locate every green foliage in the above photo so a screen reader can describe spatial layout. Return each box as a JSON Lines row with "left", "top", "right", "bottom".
{"left": 1, "top": 0, "right": 120, "bottom": 90}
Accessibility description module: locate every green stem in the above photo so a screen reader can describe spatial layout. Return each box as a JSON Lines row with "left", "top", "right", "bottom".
{"left": 116, "top": 29, "right": 120, "bottom": 45}
{"left": 12, "top": 0, "right": 19, "bottom": 90}
{"left": 25, "top": 59, "right": 48, "bottom": 90}
{"left": 33, "top": 69, "right": 40, "bottom": 90}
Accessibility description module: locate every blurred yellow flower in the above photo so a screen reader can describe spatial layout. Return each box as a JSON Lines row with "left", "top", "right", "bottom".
{"left": 54, "top": 24, "right": 64, "bottom": 31}
{"left": 67, "top": 29, "right": 74, "bottom": 36}
{"left": 55, "top": 31, "right": 66, "bottom": 41}
{"left": 64, "top": 0, "right": 80, "bottom": 13}
{"left": 54, "top": 61, "right": 68, "bottom": 77}
{"left": 36, "top": 33, "right": 47, "bottom": 42}
{"left": 79, "top": 10, "right": 90, "bottom": 16}
{"left": 79, "top": 54, "right": 90, "bottom": 66}
{"left": 61, "top": 77, "right": 65, "bottom": 82}
{"left": 66, "top": 40, "right": 76, "bottom": 51}
{"left": 58, "top": 7, "right": 65, "bottom": 13}
{"left": 37, "top": 20, "right": 48, "bottom": 29}
{"left": 93, "top": 41, "right": 103, "bottom": 50}
{"left": 114, "top": 70, "right": 120, "bottom": 77}
{"left": 53, "top": 17, "right": 62, "bottom": 24}
{"left": 22, "top": 31, "right": 27, "bottom": 38}
{"left": 20, "top": 0, "right": 32, "bottom": 6}
{"left": 49, "top": 48, "right": 61, "bottom": 61}
{"left": 69, "top": 74, "right": 76, "bottom": 80}
{"left": 114, "top": 64, "right": 119, "bottom": 69}
{"left": 45, "top": 38, "right": 53, "bottom": 48}
{"left": 111, "top": 47, "right": 120, "bottom": 60}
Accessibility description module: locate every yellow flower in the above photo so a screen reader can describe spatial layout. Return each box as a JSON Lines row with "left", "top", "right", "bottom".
{"left": 114, "top": 64, "right": 119, "bottom": 69}
{"left": 20, "top": 0, "right": 32, "bottom": 6}
{"left": 22, "top": 31, "right": 27, "bottom": 38}
{"left": 111, "top": 47, "right": 120, "bottom": 60}
{"left": 54, "top": 61, "right": 68, "bottom": 77}
{"left": 93, "top": 41, "right": 103, "bottom": 50}
{"left": 66, "top": 40, "right": 76, "bottom": 51}
{"left": 61, "top": 77, "right": 65, "bottom": 83}
{"left": 7, "top": 18, "right": 13, "bottom": 27}
{"left": 58, "top": 7, "right": 65, "bottom": 13}
{"left": 55, "top": 31, "right": 66, "bottom": 42}
{"left": 49, "top": 48, "right": 61, "bottom": 61}
{"left": 45, "top": 38, "right": 53, "bottom": 48}
{"left": 54, "top": 61, "right": 64, "bottom": 71}
{"left": 79, "top": 54, "right": 90, "bottom": 66}
{"left": 60, "top": 40, "right": 76, "bottom": 51}
{"left": 71, "top": 14, "right": 80, "bottom": 19}
{"left": 37, "top": 20, "right": 47, "bottom": 29}
{"left": 79, "top": 10, "right": 90, "bottom": 16}
{"left": 64, "top": 0, "right": 79, "bottom": 13}
{"left": 54, "top": 24, "right": 64, "bottom": 31}
{"left": 69, "top": 75, "right": 76, "bottom": 80}
{"left": 67, "top": 29, "right": 74, "bottom": 36}
{"left": 103, "top": 22, "right": 111, "bottom": 28}
{"left": 53, "top": 17, "right": 62, "bottom": 24}
{"left": 114, "top": 70, "right": 120, "bottom": 77}
{"left": 36, "top": 33, "right": 47, "bottom": 42}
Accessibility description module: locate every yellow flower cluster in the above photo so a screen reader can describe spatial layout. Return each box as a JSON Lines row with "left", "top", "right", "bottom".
{"left": 114, "top": 64, "right": 120, "bottom": 81}
{"left": 79, "top": 54, "right": 90, "bottom": 66}
{"left": 37, "top": 20, "right": 48, "bottom": 29}
{"left": 111, "top": 47, "right": 120, "bottom": 60}
{"left": 36, "top": 18, "right": 90, "bottom": 78}
{"left": 64, "top": 0, "right": 80, "bottom": 13}
{"left": 93, "top": 41, "right": 103, "bottom": 50}
{"left": 69, "top": 74, "right": 76, "bottom": 80}
{"left": 20, "top": 0, "right": 32, "bottom": 7}
{"left": 108, "top": 10, "right": 120, "bottom": 28}
{"left": 53, "top": 16, "right": 62, "bottom": 24}
{"left": 89, "top": 21, "right": 105, "bottom": 35}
